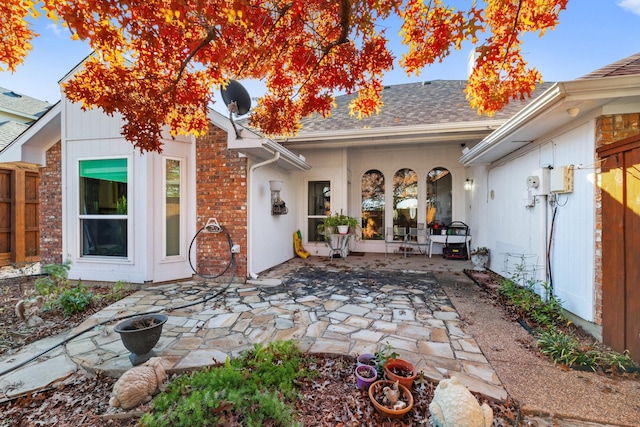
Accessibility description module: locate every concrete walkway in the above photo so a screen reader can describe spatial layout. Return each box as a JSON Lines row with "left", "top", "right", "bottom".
{"left": 2, "top": 253, "right": 509, "bottom": 402}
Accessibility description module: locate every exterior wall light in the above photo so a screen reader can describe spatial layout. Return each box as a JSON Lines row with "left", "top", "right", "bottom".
{"left": 464, "top": 179, "right": 474, "bottom": 191}
{"left": 567, "top": 107, "right": 580, "bottom": 117}
{"left": 269, "top": 180, "right": 288, "bottom": 215}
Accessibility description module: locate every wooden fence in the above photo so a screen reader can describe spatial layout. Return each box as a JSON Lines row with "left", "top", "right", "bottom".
{"left": 0, "top": 166, "right": 39, "bottom": 267}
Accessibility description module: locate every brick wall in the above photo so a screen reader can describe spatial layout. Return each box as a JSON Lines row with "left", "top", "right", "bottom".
{"left": 39, "top": 141, "right": 63, "bottom": 264}
{"left": 593, "top": 113, "right": 640, "bottom": 324}
{"left": 195, "top": 125, "right": 248, "bottom": 280}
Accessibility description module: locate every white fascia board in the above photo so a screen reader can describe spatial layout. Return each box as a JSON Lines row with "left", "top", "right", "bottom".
{"left": 281, "top": 120, "right": 505, "bottom": 148}
{"left": 209, "top": 110, "right": 310, "bottom": 171}
{"left": 0, "top": 102, "right": 61, "bottom": 165}
{"left": 459, "top": 84, "right": 565, "bottom": 165}
{"left": 0, "top": 106, "right": 40, "bottom": 121}
{"left": 459, "top": 74, "right": 640, "bottom": 166}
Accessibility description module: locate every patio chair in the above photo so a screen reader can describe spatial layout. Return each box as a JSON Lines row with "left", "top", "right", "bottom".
{"left": 384, "top": 226, "right": 408, "bottom": 256}
{"left": 404, "top": 227, "right": 429, "bottom": 258}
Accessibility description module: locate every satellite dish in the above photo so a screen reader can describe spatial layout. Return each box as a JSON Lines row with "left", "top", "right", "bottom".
{"left": 220, "top": 80, "right": 251, "bottom": 116}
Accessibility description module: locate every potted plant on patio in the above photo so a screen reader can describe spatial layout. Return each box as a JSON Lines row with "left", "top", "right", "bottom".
{"left": 114, "top": 313, "right": 168, "bottom": 365}
{"left": 384, "top": 357, "right": 418, "bottom": 389}
{"left": 355, "top": 364, "right": 378, "bottom": 390}
{"left": 356, "top": 353, "right": 377, "bottom": 368}
{"left": 368, "top": 379, "right": 414, "bottom": 418}
{"left": 470, "top": 247, "right": 490, "bottom": 271}
{"left": 374, "top": 342, "right": 417, "bottom": 389}
{"left": 318, "top": 211, "right": 359, "bottom": 236}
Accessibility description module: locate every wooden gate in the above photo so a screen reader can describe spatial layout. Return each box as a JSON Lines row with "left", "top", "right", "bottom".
{"left": 598, "top": 134, "right": 640, "bottom": 361}
{"left": 0, "top": 166, "right": 39, "bottom": 267}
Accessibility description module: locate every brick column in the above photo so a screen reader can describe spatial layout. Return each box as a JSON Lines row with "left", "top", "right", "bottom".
{"left": 39, "top": 141, "right": 63, "bottom": 264}
{"left": 195, "top": 125, "right": 247, "bottom": 280}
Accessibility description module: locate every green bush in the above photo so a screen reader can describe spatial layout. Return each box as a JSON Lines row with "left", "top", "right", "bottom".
{"left": 58, "top": 283, "right": 93, "bottom": 317}
{"left": 140, "top": 340, "right": 315, "bottom": 427}
{"left": 536, "top": 328, "right": 634, "bottom": 372}
{"left": 35, "top": 261, "right": 72, "bottom": 310}
{"left": 536, "top": 328, "right": 599, "bottom": 369}
{"left": 499, "top": 277, "right": 568, "bottom": 329}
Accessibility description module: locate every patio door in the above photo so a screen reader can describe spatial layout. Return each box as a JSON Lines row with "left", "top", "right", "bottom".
{"left": 598, "top": 134, "right": 640, "bottom": 362}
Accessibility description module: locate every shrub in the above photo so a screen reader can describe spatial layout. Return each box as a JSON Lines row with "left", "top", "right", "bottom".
{"left": 35, "top": 261, "right": 72, "bottom": 309}
{"left": 140, "top": 340, "right": 315, "bottom": 427}
{"left": 58, "top": 283, "right": 93, "bottom": 317}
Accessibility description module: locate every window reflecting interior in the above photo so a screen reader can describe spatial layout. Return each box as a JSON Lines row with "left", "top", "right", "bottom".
{"left": 361, "top": 169, "right": 384, "bottom": 240}
{"left": 393, "top": 168, "right": 418, "bottom": 233}
{"left": 427, "top": 167, "right": 452, "bottom": 226}
{"left": 308, "top": 181, "right": 330, "bottom": 242}
{"left": 165, "top": 159, "right": 181, "bottom": 257}
{"left": 79, "top": 158, "right": 128, "bottom": 257}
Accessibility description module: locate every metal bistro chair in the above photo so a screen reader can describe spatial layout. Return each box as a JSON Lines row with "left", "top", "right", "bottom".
{"left": 385, "top": 226, "right": 408, "bottom": 256}
{"left": 404, "top": 227, "right": 429, "bottom": 258}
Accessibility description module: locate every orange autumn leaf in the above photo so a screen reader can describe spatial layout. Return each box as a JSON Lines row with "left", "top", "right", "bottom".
{"left": 1, "top": 0, "right": 568, "bottom": 152}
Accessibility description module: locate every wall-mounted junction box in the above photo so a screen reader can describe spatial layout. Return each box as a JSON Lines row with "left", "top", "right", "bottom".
{"left": 550, "top": 165, "right": 574, "bottom": 194}
{"left": 528, "top": 168, "right": 550, "bottom": 196}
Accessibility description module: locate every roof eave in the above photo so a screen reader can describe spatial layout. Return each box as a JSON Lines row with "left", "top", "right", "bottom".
{"left": 0, "top": 102, "right": 61, "bottom": 165}
{"left": 279, "top": 120, "right": 506, "bottom": 149}
{"left": 460, "top": 75, "right": 640, "bottom": 166}
{"left": 208, "top": 110, "right": 311, "bottom": 171}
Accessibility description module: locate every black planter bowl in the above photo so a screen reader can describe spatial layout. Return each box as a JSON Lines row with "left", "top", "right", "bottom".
{"left": 114, "top": 314, "right": 168, "bottom": 365}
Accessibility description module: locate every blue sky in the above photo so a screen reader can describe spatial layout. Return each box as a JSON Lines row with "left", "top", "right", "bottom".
{"left": 1, "top": 0, "right": 639, "bottom": 109}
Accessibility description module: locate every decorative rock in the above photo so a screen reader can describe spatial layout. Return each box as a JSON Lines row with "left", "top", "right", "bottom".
{"left": 429, "top": 376, "right": 493, "bottom": 427}
{"left": 109, "top": 357, "right": 167, "bottom": 410}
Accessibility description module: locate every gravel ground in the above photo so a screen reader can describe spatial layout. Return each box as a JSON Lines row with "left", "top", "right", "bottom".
{"left": 437, "top": 272, "right": 640, "bottom": 427}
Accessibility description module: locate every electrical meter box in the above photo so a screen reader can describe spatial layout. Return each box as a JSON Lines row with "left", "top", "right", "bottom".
{"left": 528, "top": 168, "right": 550, "bottom": 196}
{"left": 550, "top": 166, "right": 574, "bottom": 194}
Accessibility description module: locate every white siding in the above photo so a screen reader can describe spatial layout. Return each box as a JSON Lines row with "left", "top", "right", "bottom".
{"left": 469, "top": 122, "right": 595, "bottom": 321}
{"left": 62, "top": 97, "right": 194, "bottom": 283}
{"left": 249, "top": 162, "right": 300, "bottom": 275}
{"left": 291, "top": 144, "right": 467, "bottom": 255}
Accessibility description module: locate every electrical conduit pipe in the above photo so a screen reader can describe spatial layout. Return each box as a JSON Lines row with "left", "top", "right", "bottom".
{"left": 248, "top": 151, "right": 280, "bottom": 279}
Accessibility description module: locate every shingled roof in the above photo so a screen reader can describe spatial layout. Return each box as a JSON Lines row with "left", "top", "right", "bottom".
{"left": 0, "top": 88, "right": 53, "bottom": 151}
{"left": 579, "top": 52, "right": 640, "bottom": 79}
{"left": 297, "top": 80, "right": 554, "bottom": 134}
{"left": 0, "top": 88, "right": 52, "bottom": 119}
{"left": 0, "top": 121, "right": 29, "bottom": 151}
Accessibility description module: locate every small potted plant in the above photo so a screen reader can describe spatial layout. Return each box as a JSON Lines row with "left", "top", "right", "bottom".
{"left": 318, "top": 211, "right": 359, "bottom": 236}
{"left": 373, "top": 342, "right": 399, "bottom": 379}
{"left": 470, "top": 247, "right": 490, "bottom": 271}
{"left": 368, "top": 379, "right": 414, "bottom": 418}
{"left": 384, "top": 357, "right": 417, "bottom": 389}
{"left": 355, "top": 364, "right": 377, "bottom": 390}
{"left": 357, "top": 353, "right": 377, "bottom": 367}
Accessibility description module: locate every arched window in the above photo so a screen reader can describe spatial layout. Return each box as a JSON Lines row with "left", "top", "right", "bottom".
{"left": 393, "top": 168, "right": 418, "bottom": 232}
{"left": 361, "top": 170, "right": 384, "bottom": 240}
{"left": 426, "top": 167, "right": 452, "bottom": 226}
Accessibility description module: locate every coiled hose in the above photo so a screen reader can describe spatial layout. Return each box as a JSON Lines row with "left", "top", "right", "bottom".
{"left": 0, "top": 223, "right": 236, "bottom": 378}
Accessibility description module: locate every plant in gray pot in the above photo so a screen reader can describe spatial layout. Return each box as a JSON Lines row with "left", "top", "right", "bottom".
{"left": 114, "top": 313, "right": 168, "bottom": 365}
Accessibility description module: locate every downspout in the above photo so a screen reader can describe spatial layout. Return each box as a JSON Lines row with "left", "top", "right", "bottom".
{"left": 248, "top": 151, "right": 280, "bottom": 279}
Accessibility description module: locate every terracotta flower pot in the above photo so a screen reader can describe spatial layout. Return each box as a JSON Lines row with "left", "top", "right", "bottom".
{"left": 355, "top": 364, "right": 377, "bottom": 390}
{"left": 114, "top": 314, "right": 167, "bottom": 366}
{"left": 384, "top": 358, "right": 417, "bottom": 389}
{"left": 368, "top": 379, "right": 414, "bottom": 419}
